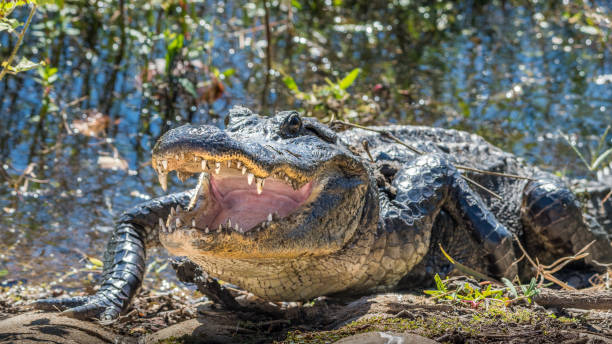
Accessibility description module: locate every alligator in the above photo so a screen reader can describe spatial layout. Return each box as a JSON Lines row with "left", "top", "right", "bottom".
{"left": 35, "top": 106, "right": 612, "bottom": 320}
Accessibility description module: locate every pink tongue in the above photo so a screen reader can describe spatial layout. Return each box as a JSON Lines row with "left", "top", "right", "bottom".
{"left": 209, "top": 175, "right": 312, "bottom": 231}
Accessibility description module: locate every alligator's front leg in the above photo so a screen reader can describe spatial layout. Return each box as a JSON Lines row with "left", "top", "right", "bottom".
{"left": 34, "top": 192, "right": 192, "bottom": 320}
{"left": 382, "top": 154, "right": 517, "bottom": 279}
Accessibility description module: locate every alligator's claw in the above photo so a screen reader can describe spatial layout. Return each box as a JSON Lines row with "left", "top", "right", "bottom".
{"left": 33, "top": 293, "right": 122, "bottom": 321}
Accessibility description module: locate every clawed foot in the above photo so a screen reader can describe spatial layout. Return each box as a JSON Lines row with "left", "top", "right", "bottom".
{"left": 33, "top": 293, "right": 123, "bottom": 321}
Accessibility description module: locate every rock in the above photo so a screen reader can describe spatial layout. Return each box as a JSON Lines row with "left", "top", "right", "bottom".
{"left": 335, "top": 332, "right": 437, "bottom": 344}
{"left": 144, "top": 309, "right": 243, "bottom": 344}
{"left": 0, "top": 311, "right": 123, "bottom": 343}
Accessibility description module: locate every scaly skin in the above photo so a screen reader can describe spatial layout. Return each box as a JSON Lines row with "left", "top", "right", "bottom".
{"left": 35, "top": 107, "right": 612, "bottom": 320}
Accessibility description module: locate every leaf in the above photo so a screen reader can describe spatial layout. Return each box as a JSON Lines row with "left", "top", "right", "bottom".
{"left": 502, "top": 277, "right": 518, "bottom": 298}
{"left": 526, "top": 277, "right": 539, "bottom": 296}
{"left": 168, "top": 33, "right": 184, "bottom": 52}
{"left": 560, "top": 131, "right": 591, "bottom": 170}
{"left": 283, "top": 75, "right": 300, "bottom": 92}
{"left": 0, "top": 18, "right": 22, "bottom": 33}
{"left": 568, "top": 12, "right": 582, "bottom": 24}
{"left": 178, "top": 78, "right": 198, "bottom": 98}
{"left": 291, "top": 0, "right": 301, "bottom": 9}
{"left": 72, "top": 110, "right": 111, "bottom": 137}
{"left": 97, "top": 155, "right": 129, "bottom": 171}
{"left": 339, "top": 68, "right": 361, "bottom": 90}
{"left": 595, "top": 126, "right": 611, "bottom": 157}
{"left": 591, "top": 147, "right": 612, "bottom": 171}
{"left": 88, "top": 257, "right": 103, "bottom": 267}
{"left": 579, "top": 25, "right": 599, "bottom": 35}
{"left": 434, "top": 273, "right": 447, "bottom": 293}
{"left": 222, "top": 68, "right": 235, "bottom": 78}
{"left": 0, "top": 269, "right": 7, "bottom": 278}
{"left": 0, "top": 1, "right": 31, "bottom": 17}
{"left": 8, "top": 57, "right": 42, "bottom": 73}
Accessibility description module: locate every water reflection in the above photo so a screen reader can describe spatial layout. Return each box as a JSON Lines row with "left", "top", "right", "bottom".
{"left": 0, "top": 0, "right": 610, "bottom": 286}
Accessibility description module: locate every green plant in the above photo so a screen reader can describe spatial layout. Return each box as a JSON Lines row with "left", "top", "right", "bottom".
{"left": 282, "top": 68, "right": 364, "bottom": 120}
{"left": 0, "top": 0, "right": 44, "bottom": 80}
{"left": 423, "top": 274, "right": 508, "bottom": 308}
{"left": 502, "top": 277, "right": 540, "bottom": 304}
{"left": 560, "top": 125, "right": 612, "bottom": 174}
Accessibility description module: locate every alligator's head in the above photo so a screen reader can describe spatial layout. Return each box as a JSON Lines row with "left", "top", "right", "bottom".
{"left": 151, "top": 106, "right": 373, "bottom": 260}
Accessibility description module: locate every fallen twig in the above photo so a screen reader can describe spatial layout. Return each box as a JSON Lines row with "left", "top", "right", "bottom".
{"left": 533, "top": 288, "right": 612, "bottom": 310}
{"left": 513, "top": 235, "right": 595, "bottom": 291}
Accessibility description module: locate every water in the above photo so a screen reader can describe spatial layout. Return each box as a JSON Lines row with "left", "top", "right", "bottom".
{"left": 0, "top": 0, "right": 610, "bottom": 287}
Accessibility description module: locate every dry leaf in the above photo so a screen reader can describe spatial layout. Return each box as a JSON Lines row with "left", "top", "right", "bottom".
{"left": 198, "top": 76, "right": 225, "bottom": 104}
{"left": 97, "top": 156, "right": 129, "bottom": 171}
{"left": 72, "top": 110, "right": 111, "bottom": 137}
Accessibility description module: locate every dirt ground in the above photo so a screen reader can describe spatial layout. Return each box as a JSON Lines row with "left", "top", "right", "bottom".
{"left": 1, "top": 277, "right": 611, "bottom": 344}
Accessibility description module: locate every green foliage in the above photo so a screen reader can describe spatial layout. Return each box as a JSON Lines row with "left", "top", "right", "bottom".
{"left": 502, "top": 277, "right": 539, "bottom": 304}
{"left": 560, "top": 125, "right": 612, "bottom": 174}
{"left": 0, "top": 17, "right": 21, "bottom": 33}
{"left": 282, "top": 68, "right": 369, "bottom": 120}
{"left": 0, "top": 0, "right": 44, "bottom": 80}
{"left": 424, "top": 274, "right": 541, "bottom": 308}
{"left": 164, "top": 30, "right": 184, "bottom": 74}
{"left": 338, "top": 68, "right": 360, "bottom": 90}
{"left": 424, "top": 274, "right": 508, "bottom": 308}
{"left": 35, "top": 64, "right": 57, "bottom": 85}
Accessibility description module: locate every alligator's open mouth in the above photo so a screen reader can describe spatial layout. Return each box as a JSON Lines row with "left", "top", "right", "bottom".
{"left": 152, "top": 153, "right": 316, "bottom": 235}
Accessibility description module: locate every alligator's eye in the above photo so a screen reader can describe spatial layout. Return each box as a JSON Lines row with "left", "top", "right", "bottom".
{"left": 280, "top": 113, "right": 302, "bottom": 136}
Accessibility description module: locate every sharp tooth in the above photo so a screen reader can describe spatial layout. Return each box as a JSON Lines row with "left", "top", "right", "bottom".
{"left": 218, "top": 224, "right": 222, "bottom": 233}
{"left": 201, "top": 160, "right": 207, "bottom": 170}
{"left": 176, "top": 205, "right": 183, "bottom": 213}
{"left": 285, "top": 176, "right": 289, "bottom": 182}
{"left": 227, "top": 161, "right": 231, "bottom": 168}
{"left": 205, "top": 227, "right": 210, "bottom": 234}
{"left": 268, "top": 213, "right": 273, "bottom": 222}
{"left": 171, "top": 207, "right": 176, "bottom": 216}
{"left": 159, "top": 218, "right": 165, "bottom": 232}
{"left": 235, "top": 223, "right": 239, "bottom": 231}
{"left": 158, "top": 173, "right": 168, "bottom": 191}
{"left": 215, "top": 162, "right": 221, "bottom": 174}
{"left": 237, "top": 161, "right": 241, "bottom": 168}
{"left": 227, "top": 218, "right": 232, "bottom": 227}
{"left": 176, "top": 218, "right": 181, "bottom": 227}
{"left": 162, "top": 160, "right": 168, "bottom": 170}
{"left": 256, "top": 178, "right": 264, "bottom": 194}
{"left": 192, "top": 219, "right": 196, "bottom": 227}
{"left": 247, "top": 173, "right": 254, "bottom": 185}
{"left": 242, "top": 166, "right": 247, "bottom": 175}
{"left": 188, "top": 173, "right": 208, "bottom": 211}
